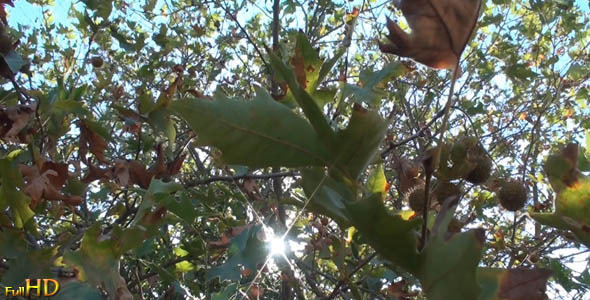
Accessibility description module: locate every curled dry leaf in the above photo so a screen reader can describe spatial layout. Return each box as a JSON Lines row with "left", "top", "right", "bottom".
{"left": 19, "top": 161, "right": 81, "bottom": 207}
{"left": 113, "top": 159, "right": 153, "bottom": 188}
{"left": 149, "top": 143, "right": 187, "bottom": 180}
{"left": 0, "top": 104, "right": 35, "bottom": 143}
{"left": 380, "top": 0, "right": 482, "bottom": 69}
{"left": 82, "top": 161, "right": 111, "bottom": 183}
{"left": 128, "top": 160, "right": 152, "bottom": 189}
{"left": 149, "top": 143, "right": 167, "bottom": 178}
{"left": 498, "top": 268, "right": 552, "bottom": 300}
{"left": 78, "top": 121, "right": 108, "bottom": 163}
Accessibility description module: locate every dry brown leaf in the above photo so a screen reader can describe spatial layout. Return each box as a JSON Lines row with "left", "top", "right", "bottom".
{"left": 498, "top": 268, "right": 552, "bottom": 300}
{"left": 385, "top": 280, "right": 418, "bottom": 299}
{"left": 380, "top": 0, "right": 482, "bottom": 69}
{"left": 113, "top": 160, "right": 130, "bottom": 186}
{"left": 128, "top": 160, "right": 152, "bottom": 189}
{"left": 149, "top": 144, "right": 167, "bottom": 179}
{"left": 167, "top": 153, "right": 186, "bottom": 176}
{"left": 78, "top": 121, "right": 108, "bottom": 163}
{"left": 19, "top": 161, "right": 78, "bottom": 207}
{"left": 82, "top": 161, "right": 111, "bottom": 183}
{"left": 0, "top": 104, "right": 35, "bottom": 142}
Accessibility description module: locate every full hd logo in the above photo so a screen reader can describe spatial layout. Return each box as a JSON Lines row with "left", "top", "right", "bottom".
{"left": 4, "top": 279, "right": 60, "bottom": 297}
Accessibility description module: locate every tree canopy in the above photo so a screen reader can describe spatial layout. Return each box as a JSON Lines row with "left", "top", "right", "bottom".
{"left": 0, "top": 0, "right": 589, "bottom": 299}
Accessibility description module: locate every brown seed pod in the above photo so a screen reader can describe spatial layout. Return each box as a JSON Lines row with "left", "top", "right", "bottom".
{"left": 433, "top": 181, "right": 461, "bottom": 205}
{"left": 90, "top": 56, "right": 104, "bottom": 68}
{"left": 464, "top": 155, "right": 492, "bottom": 184}
{"left": 408, "top": 187, "right": 426, "bottom": 212}
{"left": 497, "top": 180, "right": 527, "bottom": 211}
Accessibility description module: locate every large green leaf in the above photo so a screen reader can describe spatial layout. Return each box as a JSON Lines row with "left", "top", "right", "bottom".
{"left": 346, "top": 193, "right": 422, "bottom": 274}
{"left": 0, "top": 159, "right": 35, "bottom": 229}
{"left": 278, "top": 32, "right": 344, "bottom": 108}
{"left": 301, "top": 168, "right": 353, "bottom": 227}
{"left": 171, "top": 88, "right": 332, "bottom": 169}
{"left": 269, "top": 54, "right": 336, "bottom": 145}
{"left": 418, "top": 205, "right": 484, "bottom": 300}
{"left": 0, "top": 230, "right": 55, "bottom": 286}
{"left": 332, "top": 107, "right": 388, "bottom": 180}
{"left": 62, "top": 225, "right": 124, "bottom": 299}
{"left": 365, "top": 164, "right": 387, "bottom": 200}
{"left": 341, "top": 62, "right": 408, "bottom": 107}
{"left": 532, "top": 144, "right": 590, "bottom": 246}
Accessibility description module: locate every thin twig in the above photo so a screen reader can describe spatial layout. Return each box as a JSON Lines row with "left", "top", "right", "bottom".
{"left": 183, "top": 171, "right": 299, "bottom": 187}
{"left": 326, "top": 252, "right": 377, "bottom": 300}
{"left": 220, "top": 2, "right": 271, "bottom": 72}
{"left": 381, "top": 108, "right": 446, "bottom": 158}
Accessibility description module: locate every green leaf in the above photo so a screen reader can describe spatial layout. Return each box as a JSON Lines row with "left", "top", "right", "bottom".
{"left": 0, "top": 159, "right": 35, "bottom": 229}
{"left": 206, "top": 225, "right": 268, "bottom": 281}
{"left": 365, "top": 164, "right": 387, "bottom": 200}
{"left": 345, "top": 193, "right": 422, "bottom": 274}
{"left": 63, "top": 224, "right": 123, "bottom": 296}
{"left": 278, "top": 33, "right": 344, "bottom": 108}
{"left": 342, "top": 63, "right": 408, "bottom": 107}
{"left": 1, "top": 247, "right": 56, "bottom": 286}
{"left": 531, "top": 177, "right": 590, "bottom": 246}
{"left": 333, "top": 107, "right": 388, "bottom": 180}
{"left": 269, "top": 53, "right": 336, "bottom": 145}
{"left": 171, "top": 88, "right": 332, "bottom": 169}
{"left": 148, "top": 107, "right": 176, "bottom": 142}
{"left": 301, "top": 168, "right": 353, "bottom": 227}
{"left": 131, "top": 179, "right": 183, "bottom": 226}
{"left": 419, "top": 208, "right": 484, "bottom": 300}
{"left": 533, "top": 145, "right": 590, "bottom": 246}
{"left": 83, "top": 0, "right": 113, "bottom": 20}
{"left": 548, "top": 259, "right": 582, "bottom": 292}
{"left": 163, "top": 192, "right": 199, "bottom": 223}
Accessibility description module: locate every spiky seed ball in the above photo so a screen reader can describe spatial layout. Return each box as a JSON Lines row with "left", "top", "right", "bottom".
{"left": 408, "top": 187, "right": 426, "bottom": 212}
{"left": 498, "top": 181, "right": 527, "bottom": 211}
{"left": 90, "top": 56, "right": 104, "bottom": 68}
{"left": 450, "top": 136, "right": 479, "bottom": 163}
{"left": 433, "top": 181, "right": 461, "bottom": 205}
{"left": 465, "top": 155, "right": 492, "bottom": 184}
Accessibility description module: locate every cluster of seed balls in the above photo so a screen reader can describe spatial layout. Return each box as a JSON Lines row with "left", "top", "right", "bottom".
{"left": 409, "top": 138, "right": 527, "bottom": 212}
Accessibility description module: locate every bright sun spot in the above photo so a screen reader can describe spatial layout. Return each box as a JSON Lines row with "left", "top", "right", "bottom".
{"left": 270, "top": 237, "right": 286, "bottom": 256}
